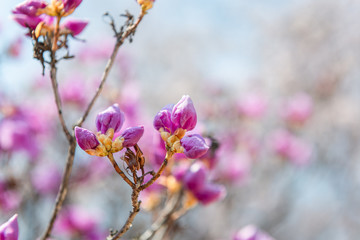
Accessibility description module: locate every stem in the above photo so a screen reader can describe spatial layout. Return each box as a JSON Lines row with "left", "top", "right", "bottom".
{"left": 77, "top": 10, "right": 146, "bottom": 127}
{"left": 139, "top": 152, "right": 173, "bottom": 191}
{"left": 110, "top": 189, "right": 141, "bottom": 240}
{"left": 40, "top": 140, "right": 76, "bottom": 240}
{"left": 49, "top": 51, "right": 72, "bottom": 142}
{"left": 108, "top": 153, "right": 134, "bottom": 188}
{"left": 52, "top": 16, "right": 61, "bottom": 52}
{"left": 138, "top": 190, "right": 184, "bottom": 240}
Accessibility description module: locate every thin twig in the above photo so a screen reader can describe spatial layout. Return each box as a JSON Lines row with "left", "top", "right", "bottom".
{"left": 139, "top": 152, "right": 173, "bottom": 191}
{"left": 108, "top": 153, "right": 134, "bottom": 188}
{"left": 109, "top": 189, "right": 141, "bottom": 240}
{"left": 49, "top": 51, "right": 72, "bottom": 141}
{"left": 40, "top": 140, "right": 76, "bottom": 240}
{"left": 39, "top": 10, "right": 147, "bottom": 240}
{"left": 76, "top": 10, "right": 146, "bottom": 127}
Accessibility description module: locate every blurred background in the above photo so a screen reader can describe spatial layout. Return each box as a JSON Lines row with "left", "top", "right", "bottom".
{"left": 1, "top": 0, "right": 360, "bottom": 239}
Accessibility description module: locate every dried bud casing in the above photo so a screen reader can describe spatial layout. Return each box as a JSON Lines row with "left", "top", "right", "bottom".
{"left": 96, "top": 104, "right": 124, "bottom": 134}
{"left": 180, "top": 134, "right": 209, "bottom": 159}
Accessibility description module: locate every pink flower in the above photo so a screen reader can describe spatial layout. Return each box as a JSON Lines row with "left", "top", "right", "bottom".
{"left": 237, "top": 93, "right": 267, "bottom": 119}
{"left": 12, "top": 0, "right": 47, "bottom": 29}
{"left": 0, "top": 214, "right": 19, "bottom": 240}
{"left": 31, "top": 162, "right": 61, "bottom": 195}
{"left": 120, "top": 126, "right": 144, "bottom": 148}
{"left": 61, "top": 19, "right": 88, "bottom": 36}
{"left": 282, "top": 93, "right": 313, "bottom": 126}
{"left": 233, "top": 225, "right": 274, "bottom": 240}
{"left": 61, "top": 0, "right": 82, "bottom": 14}
{"left": 171, "top": 95, "right": 197, "bottom": 131}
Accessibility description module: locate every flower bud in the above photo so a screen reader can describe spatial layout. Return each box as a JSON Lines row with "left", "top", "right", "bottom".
{"left": 153, "top": 104, "right": 175, "bottom": 133}
{"left": 171, "top": 95, "right": 197, "bottom": 131}
{"left": 121, "top": 126, "right": 144, "bottom": 148}
{"left": 183, "top": 162, "right": 207, "bottom": 192}
{"left": 0, "top": 214, "right": 19, "bottom": 240}
{"left": 74, "top": 127, "right": 99, "bottom": 151}
{"left": 180, "top": 134, "right": 209, "bottom": 159}
{"left": 193, "top": 183, "right": 226, "bottom": 205}
{"left": 96, "top": 104, "right": 124, "bottom": 134}
{"left": 12, "top": 0, "right": 47, "bottom": 30}
{"left": 61, "top": 19, "right": 88, "bottom": 36}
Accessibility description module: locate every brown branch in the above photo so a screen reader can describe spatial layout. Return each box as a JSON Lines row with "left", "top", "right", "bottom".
{"left": 49, "top": 51, "right": 72, "bottom": 142}
{"left": 76, "top": 10, "right": 146, "bottom": 127}
{"left": 109, "top": 189, "right": 141, "bottom": 240}
{"left": 107, "top": 153, "right": 134, "bottom": 188}
{"left": 139, "top": 152, "right": 173, "bottom": 191}
{"left": 40, "top": 140, "right": 76, "bottom": 240}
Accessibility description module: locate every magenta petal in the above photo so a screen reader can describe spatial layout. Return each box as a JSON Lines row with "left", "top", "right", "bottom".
{"left": 12, "top": 14, "right": 42, "bottom": 30}
{"left": 183, "top": 162, "right": 207, "bottom": 192}
{"left": 96, "top": 104, "right": 125, "bottom": 134}
{"left": 62, "top": 19, "right": 88, "bottom": 36}
{"left": 0, "top": 214, "right": 19, "bottom": 240}
{"left": 12, "top": 0, "right": 47, "bottom": 16}
{"left": 180, "top": 134, "right": 209, "bottom": 159}
{"left": 193, "top": 183, "right": 226, "bottom": 205}
{"left": 61, "top": 0, "right": 82, "bottom": 13}
{"left": 121, "top": 126, "right": 144, "bottom": 148}
{"left": 74, "top": 127, "right": 99, "bottom": 151}
{"left": 171, "top": 95, "right": 197, "bottom": 131}
{"left": 153, "top": 104, "right": 175, "bottom": 133}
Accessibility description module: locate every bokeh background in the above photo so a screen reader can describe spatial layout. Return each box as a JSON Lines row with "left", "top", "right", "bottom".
{"left": 1, "top": 0, "right": 360, "bottom": 239}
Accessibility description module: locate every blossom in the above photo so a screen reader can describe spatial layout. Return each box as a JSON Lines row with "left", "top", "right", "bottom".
{"left": 60, "top": 19, "right": 88, "bottom": 36}
{"left": 153, "top": 95, "right": 208, "bottom": 159}
{"left": 237, "top": 92, "right": 267, "bottom": 119}
{"left": 0, "top": 214, "right": 19, "bottom": 240}
{"left": 75, "top": 104, "right": 144, "bottom": 157}
{"left": 12, "top": 0, "right": 47, "bottom": 30}
{"left": 233, "top": 225, "right": 275, "bottom": 240}
{"left": 281, "top": 93, "right": 313, "bottom": 126}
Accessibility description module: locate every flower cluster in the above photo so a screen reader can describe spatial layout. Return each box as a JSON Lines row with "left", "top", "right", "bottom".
{"left": 75, "top": 104, "right": 144, "bottom": 157}
{"left": 153, "top": 95, "right": 209, "bottom": 159}
{"left": 12, "top": 0, "right": 87, "bottom": 37}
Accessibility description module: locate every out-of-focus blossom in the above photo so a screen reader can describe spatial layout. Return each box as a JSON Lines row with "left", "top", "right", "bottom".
{"left": 61, "top": 19, "right": 88, "bottom": 36}
{"left": 137, "top": 0, "right": 155, "bottom": 12}
{"left": 7, "top": 38, "right": 23, "bottom": 58}
{"left": 60, "top": 75, "right": 87, "bottom": 108}
{"left": 0, "top": 180, "right": 21, "bottom": 213}
{"left": 233, "top": 225, "right": 275, "bottom": 240}
{"left": 55, "top": 206, "right": 104, "bottom": 240}
{"left": 281, "top": 93, "right": 313, "bottom": 126}
{"left": 31, "top": 162, "right": 61, "bottom": 195}
{"left": 268, "top": 129, "right": 312, "bottom": 166}
{"left": 237, "top": 93, "right": 267, "bottom": 119}
{"left": 153, "top": 96, "right": 209, "bottom": 159}
{"left": 0, "top": 214, "right": 19, "bottom": 240}
{"left": 182, "top": 162, "right": 226, "bottom": 205}
{"left": 12, "top": 0, "right": 47, "bottom": 30}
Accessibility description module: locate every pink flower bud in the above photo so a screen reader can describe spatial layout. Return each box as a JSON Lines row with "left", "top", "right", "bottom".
{"left": 96, "top": 104, "right": 124, "bottom": 134}
{"left": 121, "top": 126, "right": 144, "bottom": 148}
{"left": 153, "top": 104, "right": 175, "bottom": 133}
{"left": 180, "top": 134, "right": 209, "bottom": 159}
{"left": 74, "top": 127, "right": 99, "bottom": 151}
{"left": 171, "top": 95, "right": 197, "bottom": 131}
{"left": 183, "top": 162, "right": 207, "bottom": 192}
{"left": 0, "top": 214, "right": 19, "bottom": 240}
{"left": 61, "top": 0, "right": 82, "bottom": 13}
{"left": 61, "top": 19, "right": 88, "bottom": 36}
{"left": 193, "top": 183, "right": 226, "bottom": 205}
